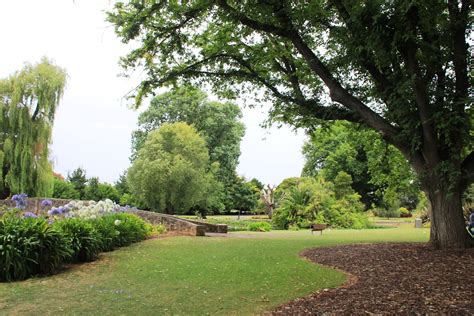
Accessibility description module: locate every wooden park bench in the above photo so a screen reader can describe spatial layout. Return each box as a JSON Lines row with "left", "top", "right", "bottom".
{"left": 310, "top": 223, "right": 327, "bottom": 235}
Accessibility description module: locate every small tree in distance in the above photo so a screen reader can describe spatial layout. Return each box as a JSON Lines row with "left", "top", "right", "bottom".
{"left": 67, "top": 167, "right": 88, "bottom": 200}
{"left": 261, "top": 185, "right": 276, "bottom": 219}
{"left": 128, "top": 122, "right": 221, "bottom": 214}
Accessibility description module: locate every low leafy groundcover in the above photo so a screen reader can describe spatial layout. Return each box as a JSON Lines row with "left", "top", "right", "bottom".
{"left": 0, "top": 195, "right": 156, "bottom": 282}
{"left": 247, "top": 221, "right": 272, "bottom": 232}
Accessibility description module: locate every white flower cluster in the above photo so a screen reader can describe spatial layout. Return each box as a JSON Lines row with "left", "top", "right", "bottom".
{"left": 64, "top": 199, "right": 124, "bottom": 220}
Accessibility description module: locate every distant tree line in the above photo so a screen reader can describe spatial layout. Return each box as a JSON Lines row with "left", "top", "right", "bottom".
{"left": 52, "top": 167, "right": 123, "bottom": 204}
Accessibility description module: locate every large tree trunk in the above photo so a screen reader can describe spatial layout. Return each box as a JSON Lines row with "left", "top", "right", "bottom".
{"left": 424, "top": 183, "right": 471, "bottom": 249}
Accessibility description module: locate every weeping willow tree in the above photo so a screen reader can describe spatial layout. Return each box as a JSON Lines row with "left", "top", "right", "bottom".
{"left": 0, "top": 58, "right": 67, "bottom": 198}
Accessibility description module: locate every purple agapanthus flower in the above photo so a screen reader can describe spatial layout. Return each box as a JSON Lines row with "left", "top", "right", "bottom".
{"left": 119, "top": 205, "right": 135, "bottom": 213}
{"left": 41, "top": 199, "right": 53, "bottom": 207}
{"left": 48, "top": 207, "right": 62, "bottom": 216}
{"left": 12, "top": 193, "right": 28, "bottom": 209}
{"left": 23, "top": 212, "right": 37, "bottom": 218}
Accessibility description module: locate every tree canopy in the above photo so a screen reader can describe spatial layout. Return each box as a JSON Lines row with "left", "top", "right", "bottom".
{"left": 84, "top": 177, "right": 121, "bottom": 203}
{"left": 128, "top": 122, "right": 221, "bottom": 214}
{"left": 131, "top": 85, "right": 245, "bottom": 188}
{"left": 109, "top": 1, "right": 472, "bottom": 248}
{"left": 302, "top": 121, "right": 419, "bottom": 209}
{"left": 53, "top": 169, "right": 127, "bottom": 204}
{"left": 0, "top": 58, "right": 67, "bottom": 198}
{"left": 226, "top": 176, "right": 259, "bottom": 212}
{"left": 52, "top": 177, "right": 80, "bottom": 200}
{"left": 67, "top": 167, "right": 88, "bottom": 200}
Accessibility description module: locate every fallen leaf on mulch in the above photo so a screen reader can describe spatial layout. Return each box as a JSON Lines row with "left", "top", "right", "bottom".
{"left": 272, "top": 243, "right": 474, "bottom": 315}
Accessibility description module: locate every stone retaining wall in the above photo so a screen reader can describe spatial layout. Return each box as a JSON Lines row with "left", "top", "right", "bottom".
{"left": 128, "top": 210, "right": 206, "bottom": 236}
{"left": 185, "top": 219, "right": 228, "bottom": 233}
{"left": 0, "top": 198, "right": 71, "bottom": 213}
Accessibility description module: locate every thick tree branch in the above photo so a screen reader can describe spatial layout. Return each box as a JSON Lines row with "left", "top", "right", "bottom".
{"left": 275, "top": 5, "right": 427, "bottom": 172}
{"left": 288, "top": 33, "right": 402, "bottom": 140}
{"left": 279, "top": 54, "right": 305, "bottom": 100}
{"left": 31, "top": 102, "right": 41, "bottom": 121}
{"left": 330, "top": 0, "right": 396, "bottom": 100}
{"left": 148, "top": 49, "right": 357, "bottom": 123}
{"left": 178, "top": 67, "right": 358, "bottom": 122}
{"left": 434, "top": 67, "right": 446, "bottom": 108}
{"left": 440, "top": 1, "right": 470, "bottom": 169}
{"left": 225, "top": 53, "right": 361, "bottom": 122}
{"left": 447, "top": 0, "right": 470, "bottom": 109}
{"left": 396, "top": 6, "right": 441, "bottom": 168}
{"left": 216, "top": 1, "right": 402, "bottom": 145}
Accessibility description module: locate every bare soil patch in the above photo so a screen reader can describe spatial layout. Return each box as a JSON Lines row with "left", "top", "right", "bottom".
{"left": 272, "top": 243, "right": 474, "bottom": 315}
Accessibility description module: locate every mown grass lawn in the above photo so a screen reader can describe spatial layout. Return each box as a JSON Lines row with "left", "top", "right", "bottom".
{"left": 0, "top": 226, "right": 428, "bottom": 315}
{"left": 178, "top": 214, "right": 272, "bottom": 231}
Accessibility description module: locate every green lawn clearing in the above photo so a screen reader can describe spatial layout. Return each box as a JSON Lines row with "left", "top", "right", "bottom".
{"left": 370, "top": 216, "right": 415, "bottom": 223}
{"left": 0, "top": 227, "right": 428, "bottom": 315}
{"left": 178, "top": 215, "right": 272, "bottom": 231}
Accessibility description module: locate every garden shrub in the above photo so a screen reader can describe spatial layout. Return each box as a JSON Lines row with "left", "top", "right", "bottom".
{"left": 350, "top": 213, "right": 372, "bottom": 229}
{"left": 152, "top": 224, "right": 167, "bottom": 236}
{"left": 398, "top": 207, "right": 412, "bottom": 218}
{"left": 272, "top": 176, "right": 373, "bottom": 230}
{"left": 0, "top": 205, "right": 8, "bottom": 217}
{"left": 271, "top": 208, "right": 290, "bottom": 230}
{"left": 90, "top": 216, "right": 118, "bottom": 252}
{"left": 247, "top": 221, "right": 271, "bottom": 232}
{"left": 0, "top": 207, "right": 22, "bottom": 219}
{"left": 53, "top": 218, "right": 102, "bottom": 262}
{"left": 321, "top": 205, "right": 350, "bottom": 228}
{"left": 99, "top": 213, "right": 152, "bottom": 247}
{"left": 0, "top": 194, "right": 155, "bottom": 281}
{"left": 298, "top": 218, "right": 314, "bottom": 228}
{"left": 288, "top": 224, "right": 300, "bottom": 231}
{"left": 0, "top": 217, "right": 72, "bottom": 281}
{"left": 321, "top": 204, "right": 371, "bottom": 229}
{"left": 375, "top": 207, "right": 401, "bottom": 218}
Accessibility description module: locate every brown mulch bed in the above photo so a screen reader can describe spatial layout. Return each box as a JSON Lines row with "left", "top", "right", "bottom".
{"left": 272, "top": 243, "right": 474, "bottom": 315}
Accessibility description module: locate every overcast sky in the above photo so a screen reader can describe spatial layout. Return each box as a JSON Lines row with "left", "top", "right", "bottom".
{"left": 0, "top": 0, "right": 306, "bottom": 185}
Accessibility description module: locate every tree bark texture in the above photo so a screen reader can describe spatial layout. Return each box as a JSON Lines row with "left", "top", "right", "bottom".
{"left": 425, "top": 182, "right": 471, "bottom": 249}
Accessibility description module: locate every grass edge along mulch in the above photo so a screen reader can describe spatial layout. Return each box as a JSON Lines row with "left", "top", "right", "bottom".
{"left": 272, "top": 242, "right": 474, "bottom": 315}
